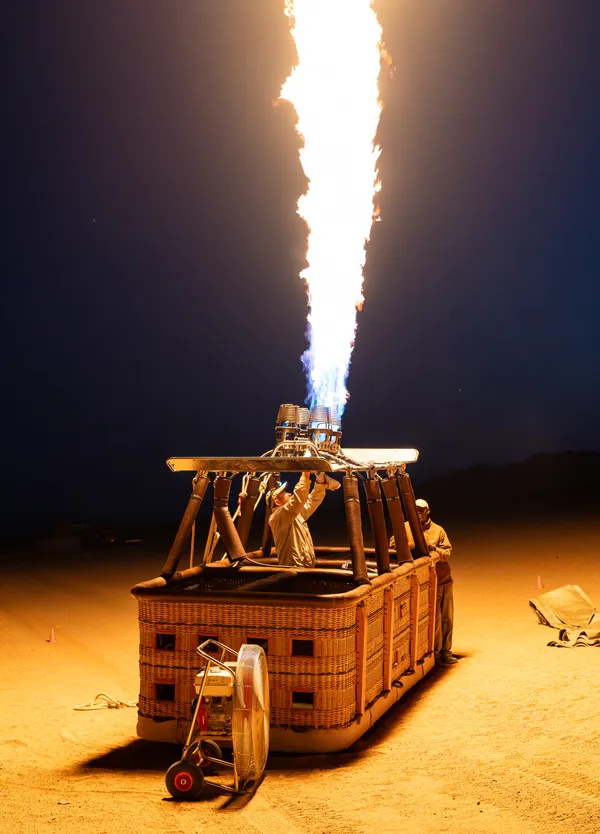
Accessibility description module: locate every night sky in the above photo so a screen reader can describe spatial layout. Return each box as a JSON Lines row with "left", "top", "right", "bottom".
{"left": 3, "top": 1, "right": 599, "bottom": 533}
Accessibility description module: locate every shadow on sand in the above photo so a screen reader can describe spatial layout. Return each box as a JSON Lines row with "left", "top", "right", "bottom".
{"left": 77, "top": 738, "right": 181, "bottom": 772}
{"left": 74, "top": 659, "right": 462, "bottom": 779}
{"left": 269, "top": 660, "right": 460, "bottom": 770}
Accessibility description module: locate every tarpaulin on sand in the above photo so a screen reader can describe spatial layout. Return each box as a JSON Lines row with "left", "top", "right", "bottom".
{"left": 529, "top": 584, "right": 600, "bottom": 647}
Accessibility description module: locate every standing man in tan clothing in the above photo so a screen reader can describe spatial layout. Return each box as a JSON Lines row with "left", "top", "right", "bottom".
{"left": 390, "top": 498, "right": 458, "bottom": 666}
{"left": 268, "top": 471, "right": 333, "bottom": 568}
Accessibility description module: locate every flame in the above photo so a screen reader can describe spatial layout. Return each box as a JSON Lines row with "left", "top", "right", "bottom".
{"left": 281, "top": 0, "right": 383, "bottom": 415}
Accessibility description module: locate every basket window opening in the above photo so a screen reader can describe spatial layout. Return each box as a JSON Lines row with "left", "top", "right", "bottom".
{"left": 156, "top": 633, "right": 176, "bottom": 651}
{"left": 246, "top": 637, "right": 269, "bottom": 654}
{"left": 155, "top": 683, "right": 176, "bottom": 701}
{"left": 292, "top": 639, "right": 314, "bottom": 657}
{"left": 198, "top": 635, "right": 220, "bottom": 656}
{"left": 292, "top": 691, "right": 314, "bottom": 711}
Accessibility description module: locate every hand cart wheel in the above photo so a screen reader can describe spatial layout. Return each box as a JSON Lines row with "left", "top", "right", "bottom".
{"left": 165, "top": 760, "right": 204, "bottom": 800}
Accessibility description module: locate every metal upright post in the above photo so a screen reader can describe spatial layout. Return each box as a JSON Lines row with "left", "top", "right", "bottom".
{"left": 343, "top": 474, "right": 370, "bottom": 585}
{"left": 161, "top": 471, "right": 210, "bottom": 580}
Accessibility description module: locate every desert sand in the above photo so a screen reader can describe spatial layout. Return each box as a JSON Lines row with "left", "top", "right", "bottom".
{"left": 2, "top": 515, "right": 600, "bottom": 833}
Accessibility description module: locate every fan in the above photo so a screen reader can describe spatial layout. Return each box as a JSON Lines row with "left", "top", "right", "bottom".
{"left": 232, "top": 644, "right": 270, "bottom": 782}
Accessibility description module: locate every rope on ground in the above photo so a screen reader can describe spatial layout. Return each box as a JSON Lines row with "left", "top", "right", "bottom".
{"left": 73, "top": 693, "right": 138, "bottom": 711}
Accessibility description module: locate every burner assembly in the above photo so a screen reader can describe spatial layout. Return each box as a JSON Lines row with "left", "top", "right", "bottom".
{"left": 273, "top": 403, "right": 342, "bottom": 456}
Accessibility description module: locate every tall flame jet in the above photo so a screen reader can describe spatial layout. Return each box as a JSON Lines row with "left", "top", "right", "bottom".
{"left": 281, "top": 0, "right": 384, "bottom": 416}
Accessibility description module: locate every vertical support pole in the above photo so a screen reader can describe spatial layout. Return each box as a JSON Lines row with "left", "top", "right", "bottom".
{"left": 428, "top": 563, "right": 438, "bottom": 656}
{"left": 213, "top": 477, "right": 246, "bottom": 560}
{"left": 189, "top": 520, "right": 196, "bottom": 570}
{"left": 364, "top": 477, "right": 391, "bottom": 574}
{"left": 161, "top": 471, "right": 210, "bottom": 580}
{"left": 203, "top": 514, "right": 218, "bottom": 563}
{"left": 381, "top": 475, "right": 413, "bottom": 563}
{"left": 356, "top": 602, "right": 367, "bottom": 716}
{"left": 398, "top": 472, "right": 429, "bottom": 557}
{"left": 236, "top": 475, "right": 261, "bottom": 548}
{"left": 344, "top": 474, "right": 370, "bottom": 585}
{"left": 383, "top": 586, "right": 394, "bottom": 691}
{"left": 409, "top": 572, "right": 420, "bottom": 672}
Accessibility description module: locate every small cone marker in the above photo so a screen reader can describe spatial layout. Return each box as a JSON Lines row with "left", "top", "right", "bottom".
{"left": 48, "top": 628, "right": 56, "bottom": 643}
{"left": 537, "top": 576, "right": 544, "bottom": 590}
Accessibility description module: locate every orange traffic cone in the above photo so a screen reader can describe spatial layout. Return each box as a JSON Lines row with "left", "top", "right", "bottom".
{"left": 537, "top": 576, "right": 544, "bottom": 590}
{"left": 48, "top": 628, "right": 56, "bottom": 643}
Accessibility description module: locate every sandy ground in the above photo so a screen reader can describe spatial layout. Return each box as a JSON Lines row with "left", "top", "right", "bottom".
{"left": 2, "top": 516, "right": 600, "bottom": 834}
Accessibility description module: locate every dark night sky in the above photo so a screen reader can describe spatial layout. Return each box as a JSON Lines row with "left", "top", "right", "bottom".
{"left": 3, "top": 1, "right": 600, "bottom": 532}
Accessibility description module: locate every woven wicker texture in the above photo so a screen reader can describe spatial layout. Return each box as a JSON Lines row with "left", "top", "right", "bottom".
{"left": 416, "top": 614, "right": 430, "bottom": 656}
{"left": 137, "top": 592, "right": 361, "bottom": 730}
{"left": 392, "top": 628, "right": 411, "bottom": 674}
{"left": 139, "top": 598, "right": 356, "bottom": 630}
{"left": 271, "top": 703, "right": 356, "bottom": 728}
{"left": 135, "top": 560, "right": 435, "bottom": 737}
{"left": 365, "top": 647, "right": 384, "bottom": 705}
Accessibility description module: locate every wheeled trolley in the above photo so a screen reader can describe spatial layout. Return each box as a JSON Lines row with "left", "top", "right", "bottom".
{"left": 165, "top": 640, "right": 270, "bottom": 799}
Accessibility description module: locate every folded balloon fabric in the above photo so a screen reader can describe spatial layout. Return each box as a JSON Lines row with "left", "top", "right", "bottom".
{"left": 529, "top": 584, "right": 600, "bottom": 648}
{"left": 547, "top": 628, "right": 600, "bottom": 648}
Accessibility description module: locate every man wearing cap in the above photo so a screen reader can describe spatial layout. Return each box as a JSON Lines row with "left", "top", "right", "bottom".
{"left": 390, "top": 498, "right": 457, "bottom": 666}
{"left": 268, "top": 471, "right": 332, "bottom": 568}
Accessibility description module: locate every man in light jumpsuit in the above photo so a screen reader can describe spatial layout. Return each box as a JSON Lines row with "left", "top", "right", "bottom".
{"left": 268, "top": 471, "right": 332, "bottom": 568}
{"left": 390, "top": 498, "right": 458, "bottom": 666}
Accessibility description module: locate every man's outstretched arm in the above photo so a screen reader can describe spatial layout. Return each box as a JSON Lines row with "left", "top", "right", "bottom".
{"left": 275, "top": 472, "right": 312, "bottom": 528}
{"left": 302, "top": 474, "right": 327, "bottom": 520}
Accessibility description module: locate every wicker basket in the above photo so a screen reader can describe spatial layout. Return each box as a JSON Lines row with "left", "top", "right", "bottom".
{"left": 132, "top": 557, "right": 437, "bottom": 748}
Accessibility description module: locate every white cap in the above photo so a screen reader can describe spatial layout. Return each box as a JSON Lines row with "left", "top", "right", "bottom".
{"left": 415, "top": 498, "right": 430, "bottom": 510}
{"left": 268, "top": 482, "right": 287, "bottom": 507}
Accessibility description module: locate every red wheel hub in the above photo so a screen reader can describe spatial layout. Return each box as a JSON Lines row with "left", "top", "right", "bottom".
{"left": 173, "top": 770, "right": 194, "bottom": 792}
